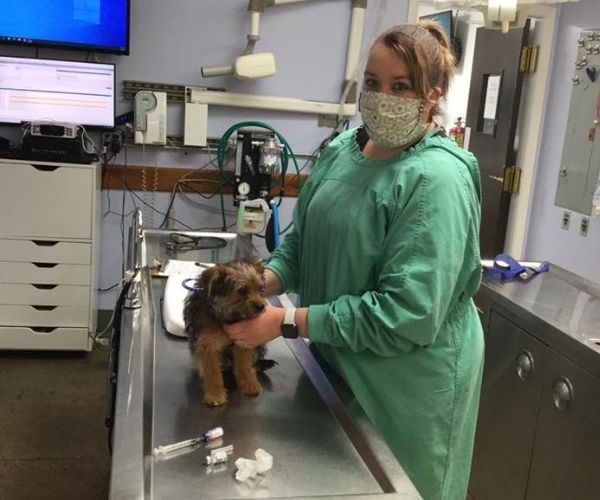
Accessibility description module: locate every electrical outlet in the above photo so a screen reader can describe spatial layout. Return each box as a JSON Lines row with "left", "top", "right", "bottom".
{"left": 561, "top": 211, "right": 571, "bottom": 230}
{"left": 580, "top": 217, "right": 590, "bottom": 237}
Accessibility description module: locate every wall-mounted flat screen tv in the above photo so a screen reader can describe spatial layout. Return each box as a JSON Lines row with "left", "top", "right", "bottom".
{"left": 0, "top": 55, "right": 116, "bottom": 128}
{"left": 0, "top": 0, "right": 130, "bottom": 55}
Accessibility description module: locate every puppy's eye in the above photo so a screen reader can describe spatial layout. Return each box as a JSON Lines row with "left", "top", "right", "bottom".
{"left": 259, "top": 285, "right": 265, "bottom": 295}
{"left": 238, "top": 286, "right": 249, "bottom": 296}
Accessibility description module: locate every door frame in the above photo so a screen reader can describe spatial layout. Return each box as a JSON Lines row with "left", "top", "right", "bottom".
{"left": 406, "top": 1, "right": 559, "bottom": 258}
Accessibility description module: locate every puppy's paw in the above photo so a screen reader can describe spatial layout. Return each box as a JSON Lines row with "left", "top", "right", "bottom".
{"left": 239, "top": 379, "right": 262, "bottom": 397}
{"left": 203, "top": 390, "right": 228, "bottom": 407}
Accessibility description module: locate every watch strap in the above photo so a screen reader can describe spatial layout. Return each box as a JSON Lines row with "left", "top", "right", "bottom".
{"left": 283, "top": 307, "right": 296, "bottom": 326}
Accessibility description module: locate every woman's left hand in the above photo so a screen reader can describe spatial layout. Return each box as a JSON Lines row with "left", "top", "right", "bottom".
{"left": 224, "top": 304, "right": 285, "bottom": 349}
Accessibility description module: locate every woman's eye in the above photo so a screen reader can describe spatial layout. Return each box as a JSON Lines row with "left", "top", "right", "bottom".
{"left": 393, "top": 82, "right": 411, "bottom": 92}
{"left": 364, "top": 78, "right": 378, "bottom": 88}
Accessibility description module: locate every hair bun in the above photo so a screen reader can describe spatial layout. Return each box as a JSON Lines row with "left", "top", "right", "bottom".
{"left": 419, "top": 19, "right": 451, "bottom": 49}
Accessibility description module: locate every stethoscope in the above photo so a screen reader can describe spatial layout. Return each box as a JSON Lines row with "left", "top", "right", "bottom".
{"left": 181, "top": 278, "right": 203, "bottom": 292}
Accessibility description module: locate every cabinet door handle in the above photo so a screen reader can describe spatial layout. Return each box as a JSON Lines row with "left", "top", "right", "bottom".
{"left": 516, "top": 350, "right": 534, "bottom": 381}
{"left": 553, "top": 377, "right": 573, "bottom": 411}
{"left": 31, "top": 164, "right": 59, "bottom": 172}
{"left": 32, "top": 240, "right": 59, "bottom": 247}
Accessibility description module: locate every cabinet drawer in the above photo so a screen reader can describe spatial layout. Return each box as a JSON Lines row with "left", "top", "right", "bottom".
{"left": 0, "top": 262, "right": 90, "bottom": 285}
{"left": 0, "top": 239, "right": 91, "bottom": 264}
{"left": 0, "top": 304, "right": 89, "bottom": 327}
{"left": 0, "top": 163, "right": 93, "bottom": 238}
{"left": 0, "top": 326, "right": 90, "bottom": 351}
{"left": 0, "top": 284, "right": 90, "bottom": 306}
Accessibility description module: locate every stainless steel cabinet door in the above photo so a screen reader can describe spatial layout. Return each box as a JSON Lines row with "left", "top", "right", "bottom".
{"left": 526, "top": 349, "right": 600, "bottom": 500}
{"left": 469, "top": 310, "right": 546, "bottom": 500}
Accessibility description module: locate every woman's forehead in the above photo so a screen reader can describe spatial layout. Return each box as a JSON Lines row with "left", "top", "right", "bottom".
{"left": 365, "top": 42, "right": 410, "bottom": 78}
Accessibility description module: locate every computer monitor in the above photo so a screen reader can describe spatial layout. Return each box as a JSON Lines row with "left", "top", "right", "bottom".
{"left": 0, "top": 55, "right": 115, "bottom": 129}
{"left": 0, "top": 0, "right": 130, "bottom": 55}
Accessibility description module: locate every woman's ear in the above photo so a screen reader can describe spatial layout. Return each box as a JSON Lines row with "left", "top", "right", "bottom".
{"left": 422, "top": 86, "right": 444, "bottom": 121}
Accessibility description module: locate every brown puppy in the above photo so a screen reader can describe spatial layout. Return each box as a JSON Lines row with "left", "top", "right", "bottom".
{"left": 183, "top": 259, "right": 268, "bottom": 406}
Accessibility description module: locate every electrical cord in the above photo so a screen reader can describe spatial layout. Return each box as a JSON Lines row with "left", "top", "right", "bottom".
{"left": 157, "top": 155, "right": 222, "bottom": 229}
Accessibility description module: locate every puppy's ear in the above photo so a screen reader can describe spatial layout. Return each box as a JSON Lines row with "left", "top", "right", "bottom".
{"left": 251, "top": 259, "right": 264, "bottom": 274}
{"left": 201, "top": 266, "right": 223, "bottom": 297}
{"left": 201, "top": 266, "right": 231, "bottom": 297}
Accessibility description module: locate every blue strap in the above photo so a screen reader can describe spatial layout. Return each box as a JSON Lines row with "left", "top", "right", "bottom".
{"left": 485, "top": 254, "right": 550, "bottom": 281}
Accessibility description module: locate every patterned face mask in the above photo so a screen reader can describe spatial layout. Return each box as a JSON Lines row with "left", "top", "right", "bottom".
{"left": 359, "top": 90, "right": 427, "bottom": 149}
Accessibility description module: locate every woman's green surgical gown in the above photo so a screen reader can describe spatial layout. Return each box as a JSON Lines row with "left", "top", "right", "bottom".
{"left": 266, "top": 127, "right": 484, "bottom": 500}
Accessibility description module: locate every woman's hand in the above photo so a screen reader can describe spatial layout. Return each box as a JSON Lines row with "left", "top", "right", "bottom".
{"left": 224, "top": 304, "right": 285, "bottom": 349}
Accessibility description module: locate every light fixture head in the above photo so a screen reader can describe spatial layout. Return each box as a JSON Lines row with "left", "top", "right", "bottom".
{"left": 233, "top": 52, "right": 277, "bottom": 79}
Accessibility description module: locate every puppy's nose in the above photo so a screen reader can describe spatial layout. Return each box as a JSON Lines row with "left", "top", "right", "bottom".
{"left": 252, "top": 302, "right": 265, "bottom": 314}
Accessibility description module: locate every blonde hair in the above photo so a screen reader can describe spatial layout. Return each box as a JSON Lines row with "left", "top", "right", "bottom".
{"left": 374, "top": 21, "right": 456, "bottom": 118}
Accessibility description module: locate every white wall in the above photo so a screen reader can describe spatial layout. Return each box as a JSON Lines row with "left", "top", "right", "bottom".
{"left": 525, "top": 0, "right": 600, "bottom": 285}
{"left": 0, "top": 0, "right": 411, "bottom": 309}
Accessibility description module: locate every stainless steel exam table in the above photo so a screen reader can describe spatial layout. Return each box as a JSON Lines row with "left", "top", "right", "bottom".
{"left": 108, "top": 222, "right": 421, "bottom": 500}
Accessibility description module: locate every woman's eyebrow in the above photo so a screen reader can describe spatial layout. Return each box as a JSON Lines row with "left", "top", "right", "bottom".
{"left": 364, "top": 70, "right": 410, "bottom": 80}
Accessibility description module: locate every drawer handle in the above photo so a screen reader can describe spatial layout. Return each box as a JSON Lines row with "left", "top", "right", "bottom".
{"left": 515, "top": 350, "right": 534, "bottom": 381}
{"left": 553, "top": 377, "right": 574, "bottom": 411}
{"left": 31, "top": 240, "right": 59, "bottom": 247}
{"left": 30, "top": 327, "right": 57, "bottom": 334}
{"left": 31, "top": 305, "right": 58, "bottom": 311}
{"left": 32, "top": 284, "right": 58, "bottom": 290}
{"left": 32, "top": 262, "right": 58, "bottom": 268}
{"left": 31, "top": 164, "right": 59, "bottom": 172}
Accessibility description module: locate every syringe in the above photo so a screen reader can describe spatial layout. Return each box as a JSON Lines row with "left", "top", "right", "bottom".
{"left": 153, "top": 427, "right": 224, "bottom": 456}
{"left": 154, "top": 437, "right": 203, "bottom": 456}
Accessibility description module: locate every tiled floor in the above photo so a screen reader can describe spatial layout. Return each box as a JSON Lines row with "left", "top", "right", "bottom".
{"left": 0, "top": 347, "right": 110, "bottom": 500}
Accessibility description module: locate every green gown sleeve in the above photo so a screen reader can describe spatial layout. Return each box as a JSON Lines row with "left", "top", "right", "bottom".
{"left": 308, "top": 153, "right": 480, "bottom": 356}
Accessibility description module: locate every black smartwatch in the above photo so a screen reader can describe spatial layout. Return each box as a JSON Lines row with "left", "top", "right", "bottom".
{"left": 281, "top": 307, "right": 299, "bottom": 339}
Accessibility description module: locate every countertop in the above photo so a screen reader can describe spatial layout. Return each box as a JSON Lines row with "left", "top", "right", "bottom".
{"left": 480, "top": 264, "right": 600, "bottom": 378}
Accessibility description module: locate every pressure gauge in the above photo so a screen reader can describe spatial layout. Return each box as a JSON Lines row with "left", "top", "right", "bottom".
{"left": 238, "top": 182, "right": 251, "bottom": 196}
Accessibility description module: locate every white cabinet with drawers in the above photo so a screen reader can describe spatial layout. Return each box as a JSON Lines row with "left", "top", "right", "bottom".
{"left": 0, "top": 158, "right": 101, "bottom": 350}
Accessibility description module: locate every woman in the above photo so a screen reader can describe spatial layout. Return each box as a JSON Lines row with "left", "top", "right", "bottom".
{"left": 226, "top": 21, "right": 484, "bottom": 500}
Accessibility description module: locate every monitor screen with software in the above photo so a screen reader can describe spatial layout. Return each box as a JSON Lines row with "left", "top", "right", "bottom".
{"left": 0, "top": 56, "right": 115, "bottom": 129}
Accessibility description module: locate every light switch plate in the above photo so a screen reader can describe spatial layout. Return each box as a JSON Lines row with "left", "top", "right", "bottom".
{"left": 580, "top": 217, "right": 590, "bottom": 236}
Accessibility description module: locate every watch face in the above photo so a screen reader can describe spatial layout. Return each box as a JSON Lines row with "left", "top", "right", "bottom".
{"left": 281, "top": 323, "right": 299, "bottom": 339}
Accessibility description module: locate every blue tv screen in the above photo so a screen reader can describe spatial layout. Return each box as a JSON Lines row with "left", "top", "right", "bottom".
{"left": 0, "top": 0, "right": 130, "bottom": 54}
